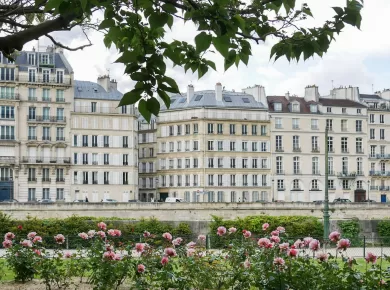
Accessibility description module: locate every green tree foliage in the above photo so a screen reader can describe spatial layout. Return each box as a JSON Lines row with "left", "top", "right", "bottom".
{"left": 0, "top": 0, "right": 363, "bottom": 120}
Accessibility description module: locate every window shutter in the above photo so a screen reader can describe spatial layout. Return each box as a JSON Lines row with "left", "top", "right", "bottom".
{"left": 77, "top": 135, "right": 81, "bottom": 147}
{"left": 99, "top": 153, "right": 103, "bottom": 165}
{"left": 109, "top": 136, "right": 113, "bottom": 147}
{"left": 98, "top": 172, "right": 103, "bottom": 184}
{"left": 119, "top": 172, "right": 123, "bottom": 185}
{"left": 98, "top": 135, "right": 103, "bottom": 147}
{"left": 77, "top": 171, "right": 82, "bottom": 184}
{"left": 88, "top": 153, "right": 92, "bottom": 165}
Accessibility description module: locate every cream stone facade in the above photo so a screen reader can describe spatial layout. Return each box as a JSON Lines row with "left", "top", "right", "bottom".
{"left": 70, "top": 77, "right": 138, "bottom": 202}
{"left": 268, "top": 86, "right": 369, "bottom": 202}
{"left": 0, "top": 47, "right": 73, "bottom": 202}
{"left": 156, "top": 84, "right": 271, "bottom": 202}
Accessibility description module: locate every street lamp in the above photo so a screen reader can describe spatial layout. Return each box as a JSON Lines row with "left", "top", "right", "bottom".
{"left": 155, "top": 177, "right": 159, "bottom": 201}
{"left": 272, "top": 179, "right": 275, "bottom": 202}
{"left": 367, "top": 180, "right": 370, "bottom": 201}
{"left": 323, "top": 127, "right": 330, "bottom": 241}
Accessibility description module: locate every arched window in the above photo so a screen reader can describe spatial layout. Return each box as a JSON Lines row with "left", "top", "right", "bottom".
{"left": 292, "top": 179, "right": 300, "bottom": 190}
{"left": 342, "top": 157, "right": 348, "bottom": 174}
{"left": 311, "top": 180, "right": 319, "bottom": 190}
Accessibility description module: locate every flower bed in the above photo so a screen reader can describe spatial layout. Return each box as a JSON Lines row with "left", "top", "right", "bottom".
{"left": 1, "top": 223, "right": 389, "bottom": 289}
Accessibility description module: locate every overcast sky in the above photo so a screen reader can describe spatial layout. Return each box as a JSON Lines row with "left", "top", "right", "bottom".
{"left": 25, "top": 0, "right": 388, "bottom": 97}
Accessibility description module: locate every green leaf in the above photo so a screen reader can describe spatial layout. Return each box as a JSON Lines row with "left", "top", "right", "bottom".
{"left": 119, "top": 88, "right": 143, "bottom": 106}
{"left": 162, "top": 76, "right": 180, "bottom": 93}
{"left": 146, "top": 97, "right": 161, "bottom": 116}
{"left": 99, "top": 19, "right": 115, "bottom": 30}
{"left": 162, "top": 3, "right": 177, "bottom": 14}
{"left": 44, "top": 0, "right": 61, "bottom": 11}
{"left": 158, "top": 89, "right": 171, "bottom": 108}
{"left": 239, "top": 53, "right": 249, "bottom": 66}
{"left": 80, "top": 0, "right": 87, "bottom": 11}
{"left": 343, "top": 7, "right": 362, "bottom": 29}
{"left": 149, "top": 12, "right": 169, "bottom": 29}
{"left": 138, "top": 99, "right": 151, "bottom": 123}
{"left": 115, "top": 51, "right": 138, "bottom": 63}
{"left": 195, "top": 32, "right": 212, "bottom": 53}
{"left": 283, "top": 0, "right": 295, "bottom": 14}
{"left": 198, "top": 64, "right": 208, "bottom": 79}
{"left": 204, "top": 60, "right": 216, "bottom": 71}
{"left": 212, "top": 36, "right": 230, "bottom": 58}
{"left": 224, "top": 50, "right": 236, "bottom": 71}
{"left": 332, "top": 7, "right": 344, "bottom": 16}
{"left": 131, "top": 72, "right": 149, "bottom": 82}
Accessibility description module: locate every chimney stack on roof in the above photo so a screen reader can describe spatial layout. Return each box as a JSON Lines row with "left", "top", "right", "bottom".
{"left": 215, "top": 82, "right": 223, "bottom": 101}
{"left": 242, "top": 85, "right": 267, "bottom": 108}
{"left": 97, "top": 75, "right": 110, "bottom": 92}
{"left": 304, "top": 85, "right": 319, "bottom": 102}
{"left": 187, "top": 84, "right": 194, "bottom": 103}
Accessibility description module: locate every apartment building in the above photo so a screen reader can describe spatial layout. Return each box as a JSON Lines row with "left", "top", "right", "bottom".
{"left": 268, "top": 85, "right": 368, "bottom": 202}
{"left": 0, "top": 47, "right": 73, "bottom": 201}
{"left": 70, "top": 76, "right": 138, "bottom": 202}
{"left": 360, "top": 90, "right": 390, "bottom": 202}
{"left": 138, "top": 116, "right": 158, "bottom": 201}
{"left": 156, "top": 83, "right": 271, "bottom": 202}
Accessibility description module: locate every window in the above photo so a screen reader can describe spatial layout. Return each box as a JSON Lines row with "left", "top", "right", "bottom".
{"left": 342, "top": 180, "right": 349, "bottom": 190}
{"left": 275, "top": 136, "right": 283, "bottom": 151}
{"left": 42, "top": 168, "right": 50, "bottom": 182}
{"left": 193, "top": 123, "right": 198, "bottom": 134}
{"left": 28, "top": 188, "right": 36, "bottom": 201}
{"left": 380, "top": 114, "right": 384, "bottom": 124}
{"left": 261, "top": 142, "right": 267, "bottom": 152}
{"left": 56, "top": 90, "right": 64, "bottom": 102}
{"left": 328, "top": 136, "right": 334, "bottom": 152}
{"left": 218, "top": 158, "right": 223, "bottom": 168}
{"left": 82, "top": 172, "right": 89, "bottom": 184}
{"left": 42, "top": 107, "right": 50, "bottom": 120}
{"left": 380, "top": 145, "right": 386, "bottom": 157}
{"left": 312, "top": 157, "right": 319, "bottom": 175}
{"left": 261, "top": 125, "right": 267, "bottom": 136}
{"left": 82, "top": 135, "right": 88, "bottom": 147}
{"left": 122, "top": 136, "right": 128, "bottom": 148}
{"left": 217, "top": 123, "right": 223, "bottom": 134}
{"left": 261, "top": 159, "right": 267, "bottom": 169}
{"left": 92, "top": 153, "right": 98, "bottom": 165}
{"left": 252, "top": 142, "right": 258, "bottom": 152}
{"left": 356, "top": 180, "right": 363, "bottom": 189}
{"left": 208, "top": 141, "right": 214, "bottom": 150}
{"left": 310, "top": 180, "right": 318, "bottom": 190}
{"left": 341, "top": 137, "right": 348, "bottom": 153}
{"left": 28, "top": 168, "right": 36, "bottom": 181}
{"left": 82, "top": 153, "right": 88, "bottom": 165}
{"left": 42, "top": 127, "right": 50, "bottom": 141}
{"left": 276, "top": 156, "right": 283, "bottom": 174}
{"left": 275, "top": 118, "right": 282, "bottom": 129}
{"left": 56, "top": 127, "right": 64, "bottom": 141}
{"left": 230, "top": 141, "right": 235, "bottom": 151}
{"left": 342, "top": 108, "right": 346, "bottom": 113}
{"left": 177, "top": 125, "right": 182, "bottom": 135}
{"left": 193, "top": 141, "right": 199, "bottom": 150}
{"left": 327, "top": 107, "right": 332, "bottom": 113}
{"left": 28, "top": 107, "right": 36, "bottom": 120}
{"left": 185, "top": 124, "right": 190, "bottom": 134}
{"left": 342, "top": 157, "right": 348, "bottom": 174}
{"left": 104, "top": 153, "right": 109, "bottom": 165}
{"left": 104, "top": 136, "right": 109, "bottom": 147}
{"left": 310, "top": 104, "right": 317, "bottom": 113}
{"left": 242, "top": 142, "right": 248, "bottom": 151}
{"left": 292, "top": 136, "right": 300, "bottom": 151}
{"left": 193, "top": 158, "right": 198, "bottom": 168}
{"left": 91, "top": 102, "right": 97, "bottom": 112}
{"left": 208, "top": 123, "right": 214, "bottom": 134}
{"left": 193, "top": 175, "right": 198, "bottom": 186}
{"left": 356, "top": 120, "right": 362, "bottom": 132}
{"left": 230, "top": 124, "right": 236, "bottom": 134}
{"left": 104, "top": 172, "right": 109, "bottom": 184}
{"left": 56, "top": 70, "right": 64, "bottom": 83}
{"left": 292, "top": 103, "right": 299, "bottom": 112}
{"left": 218, "top": 141, "right": 223, "bottom": 151}
{"left": 169, "top": 126, "right": 174, "bottom": 136}
{"left": 208, "top": 158, "right": 214, "bottom": 168}
{"left": 73, "top": 153, "right": 78, "bottom": 165}
{"left": 293, "top": 179, "right": 300, "bottom": 190}
{"left": 123, "top": 154, "right": 128, "bottom": 165}
{"left": 56, "top": 168, "right": 64, "bottom": 182}
{"left": 218, "top": 175, "right": 223, "bottom": 186}
{"left": 311, "top": 136, "right": 318, "bottom": 151}
{"left": 43, "top": 188, "right": 50, "bottom": 199}
{"left": 92, "top": 135, "right": 97, "bottom": 147}
{"left": 186, "top": 175, "right": 191, "bottom": 186}
{"left": 0, "top": 106, "right": 14, "bottom": 119}
{"left": 28, "top": 68, "right": 36, "bottom": 82}
{"left": 230, "top": 158, "right": 236, "bottom": 168}
{"left": 242, "top": 124, "right": 247, "bottom": 135}
{"left": 293, "top": 157, "right": 300, "bottom": 174}
{"left": 356, "top": 138, "right": 363, "bottom": 153}
{"left": 230, "top": 175, "right": 236, "bottom": 186}
{"left": 328, "top": 180, "right": 334, "bottom": 189}
{"left": 292, "top": 118, "right": 299, "bottom": 129}
{"left": 242, "top": 159, "right": 248, "bottom": 169}
{"left": 277, "top": 180, "right": 284, "bottom": 190}
{"left": 208, "top": 175, "right": 214, "bottom": 186}
{"left": 328, "top": 157, "right": 334, "bottom": 175}
{"left": 341, "top": 120, "right": 348, "bottom": 131}
{"left": 177, "top": 141, "right": 182, "bottom": 151}
{"left": 42, "top": 88, "right": 50, "bottom": 101}
{"left": 311, "top": 119, "right": 318, "bottom": 130}
{"left": 357, "top": 158, "right": 363, "bottom": 175}
{"left": 357, "top": 109, "right": 361, "bottom": 114}
{"left": 243, "top": 175, "right": 248, "bottom": 186}
{"left": 28, "top": 53, "right": 36, "bottom": 65}
{"left": 252, "top": 175, "right": 258, "bottom": 186}
{"left": 326, "top": 119, "right": 333, "bottom": 131}
{"left": 28, "top": 126, "right": 36, "bottom": 140}
{"left": 274, "top": 103, "right": 282, "bottom": 111}
{"left": 370, "top": 129, "right": 375, "bottom": 140}
{"left": 380, "top": 129, "right": 385, "bottom": 140}
{"left": 252, "top": 125, "right": 257, "bottom": 135}
{"left": 123, "top": 172, "right": 128, "bottom": 184}
{"left": 0, "top": 67, "right": 15, "bottom": 81}
{"left": 252, "top": 158, "right": 258, "bottom": 169}
{"left": 121, "top": 106, "right": 127, "bottom": 114}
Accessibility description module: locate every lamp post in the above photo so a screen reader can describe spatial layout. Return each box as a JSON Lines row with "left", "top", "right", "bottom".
{"left": 272, "top": 179, "right": 275, "bottom": 202}
{"left": 367, "top": 180, "right": 370, "bottom": 201}
{"left": 155, "top": 177, "right": 159, "bottom": 201}
{"left": 323, "top": 127, "right": 330, "bottom": 241}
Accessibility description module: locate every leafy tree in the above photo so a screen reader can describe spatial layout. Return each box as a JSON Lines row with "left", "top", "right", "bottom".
{"left": 0, "top": 0, "right": 363, "bottom": 120}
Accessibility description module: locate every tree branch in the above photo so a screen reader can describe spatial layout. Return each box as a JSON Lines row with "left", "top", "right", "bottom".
{"left": 44, "top": 29, "right": 93, "bottom": 51}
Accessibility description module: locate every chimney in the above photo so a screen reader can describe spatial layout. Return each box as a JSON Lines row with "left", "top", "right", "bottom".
{"left": 346, "top": 86, "right": 359, "bottom": 101}
{"left": 380, "top": 89, "right": 390, "bottom": 101}
{"left": 285, "top": 92, "right": 290, "bottom": 100}
{"left": 242, "top": 85, "right": 267, "bottom": 107}
{"left": 304, "top": 85, "right": 319, "bottom": 102}
{"left": 110, "top": 79, "right": 117, "bottom": 91}
{"left": 187, "top": 84, "right": 194, "bottom": 103}
{"left": 331, "top": 87, "right": 347, "bottom": 99}
{"left": 215, "top": 82, "right": 222, "bottom": 101}
{"left": 97, "top": 75, "right": 110, "bottom": 92}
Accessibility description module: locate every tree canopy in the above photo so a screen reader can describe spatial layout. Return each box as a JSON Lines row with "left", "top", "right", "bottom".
{"left": 0, "top": 0, "right": 363, "bottom": 121}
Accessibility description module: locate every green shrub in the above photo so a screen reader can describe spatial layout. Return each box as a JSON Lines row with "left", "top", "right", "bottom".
{"left": 338, "top": 219, "right": 362, "bottom": 246}
{"left": 377, "top": 220, "right": 390, "bottom": 245}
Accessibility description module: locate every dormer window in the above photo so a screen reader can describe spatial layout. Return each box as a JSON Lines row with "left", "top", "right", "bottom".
{"left": 274, "top": 102, "right": 282, "bottom": 111}
{"left": 327, "top": 107, "right": 332, "bottom": 113}
{"left": 292, "top": 103, "right": 300, "bottom": 112}
{"left": 357, "top": 109, "right": 361, "bottom": 114}
{"left": 28, "top": 53, "right": 36, "bottom": 65}
{"left": 342, "top": 108, "right": 346, "bottom": 113}
{"left": 310, "top": 104, "right": 317, "bottom": 113}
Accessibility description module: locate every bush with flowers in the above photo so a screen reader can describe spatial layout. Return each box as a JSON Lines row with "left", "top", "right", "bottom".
{"left": 2, "top": 222, "right": 390, "bottom": 289}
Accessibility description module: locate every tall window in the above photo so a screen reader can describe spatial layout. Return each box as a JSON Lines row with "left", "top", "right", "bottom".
{"left": 341, "top": 137, "right": 348, "bottom": 153}
{"left": 43, "top": 188, "right": 50, "bottom": 199}
{"left": 275, "top": 118, "right": 282, "bottom": 129}
{"left": 326, "top": 119, "right": 333, "bottom": 130}
{"left": 208, "top": 123, "right": 214, "bottom": 134}
{"left": 342, "top": 157, "right": 348, "bottom": 174}
{"left": 292, "top": 179, "right": 300, "bottom": 190}
{"left": 312, "top": 157, "right": 319, "bottom": 175}
{"left": 229, "top": 124, "right": 236, "bottom": 134}
{"left": 217, "top": 123, "right": 223, "bottom": 134}
{"left": 328, "top": 136, "right": 334, "bottom": 152}
{"left": 292, "top": 136, "right": 300, "bottom": 150}
{"left": 252, "top": 125, "right": 257, "bottom": 135}
{"left": 276, "top": 156, "right": 283, "bottom": 174}
{"left": 356, "top": 120, "right": 362, "bottom": 132}
{"left": 370, "top": 114, "right": 375, "bottom": 123}
{"left": 261, "top": 125, "right": 267, "bottom": 136}
{"left": 28, "top": 188, "right": 36, "bottom": 201}
{"left": 380, "top": 129, "right": 385, "bottom": 140}
{"left": 357, "top": 157, "right": 363, "bottom": 175}
{"left": 341, "top": 119, "right": 348, "bottom": 131}
{"left": 311, "top": 119, "right": 318, "bottom": 130}
{"left": 242, "top": 124, "right": 247, "bottom": 135}
{"left": 380, "top": 114, "right": 385, "bottom": 124}
{"left": 312, "top": 136, "right": 318, "bottom": 151}
{"left": 56, "top": 189, "right": 64, "bottom": 200}
{"left": 275, "top": 136, "right": 282, "bottom": 151}
{"left": 370, "top": 129, "right": 375, "bottom": 140}
{"left": 28, "top": 126, "right": 36, "bottom": 140}
{"left": 0, "top": 106, "right": 14, "bottom": 119}
{"left": 293, "top": 157, "right": 300, "bottom": 174}
{"left": 277, "top": 180, "right": 284, "bottom": 190}
{"left": 292, "top": 118, "right": 299, "bottom": 129}
{"left": 328, "top": 157, "right": 334, "bottom": 175}
{"left": 311, "top": 180, "right": 319, "bottom": 190}
{"left": 342, "top": 180, "right": 349, "bottom": 190}
{"left": 104, "top": 172, "right": 109, "bottom": 184}
{"left": 356, "top": 138, "right": 363, "bottom": 153}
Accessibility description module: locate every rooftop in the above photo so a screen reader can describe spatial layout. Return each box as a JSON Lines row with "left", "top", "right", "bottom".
{"left": 74, "top": 80, "right": 122, "bottom": 100}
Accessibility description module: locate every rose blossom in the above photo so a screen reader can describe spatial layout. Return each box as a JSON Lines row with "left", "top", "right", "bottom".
{"left": 135, "top": 243, "right": 145, "bottom": 253}
{"left": 279, "top": 242, "right": 289, "bottom": 251}
{"left": 161, "top": 256, "right": 169, "bottom": 266}
{"left": 329, "top": 231, "right": 341, "bottom": 242}
{"left": 4, "top": 232, "right": 15, "bottom": 240}
{"left": 242, "top": 230, "right": 251, "bottom": 239}
{"left": 365, "top": 252, "right": 377, "bottom": 264}
{"left": 2, "top": 239, "right": 12, "bottom": 248}
{"left": 164, "top": 247, "right": 177, "bottom": 257}
{"left": 303, "top": 237, "right": 313, "bottom": 247}
{"left": 288, "top": 248, "right": 299, "bottom": 257}
{"left": 309, "top": 239, "right": 320, "bottom": 251}
{"left": 337, "top": 239, "right": 351, "bottom": 251}
{"left": 33, "top": 236, "right": 42, "bottom": 243}
{"left": 187, "top": 241, "right": 196, "bottom": 248}
{"left": 27, "top": 232, "right": 37, "bottom": 240}
{"left": 258, "top": 238, "right": 271, "bottom": 248}
{"left": 162, "top": 232, "right": 173, "bottom": 241}
{"left": 273, "top": 257, "right": 285, "bottom": 266}
{"left": 97, "top": 222, "right": 107, "bottom": 231}
{"left": 54, "top": 234, "right": 65, "bottom": 244}
{"left": 64, "top": 252, "right": 72, "bottom": 258}
{"left": 137, "top": 264, "right": 146, "bottom": 273}
{"left": 217, "top": 226, "right": 227, "bottom": 236}
{"left": 21, "top": 239, "right": 32, "bottom": 247}
{"left": 271, "top": 235, "right": 280, "bottom": 243}
{"left": 294, "top": 239, "right": 305, "bottom": 249}
{"left": 228, "top": 227, "right": 237, "bottom": 234}
{"left": 172, "top": 237, "right": 183, "bottom": 246}
{"left": 107, "top": 229, "right": 121, "bottom": 237}
{"left": 187, "top": 248, "right": 196, "bottom": 257}
{"left": 277, "top": 226, "right": 285, "bottom": 233}
{"left": 113, "top": 253, "right": 121, "bottom": 260}
{"left": 33, "top": 249, "right": 41, "bottom": 256}
{"left": 103, "top": 251, "right": 115, "bottom": 260}
{"left": 262, "top": 223, "right": 269, "bottom": 231}
{"left": 198, "top": 234, "right": 206, "bottom": 241}
{"left": 271, "top": 230, "right": 279, "bottom": 236}
{"left": 105, "top": 244, "right": 114, "bottom": 251}
{"left": 88, "top": 230, "right": 96, "bottom": 238}
{"left": 97, "top": 231, "right": 106, "bottom": 238}
{"left": 78, "top": 232, "right": 89, "bottom": 240}
{"left": 243, "top": 259, "right": 251, "bottom": 269}
{"left": 317, "top": 253, "right": 328, "bottom": 262}
{"left": 143, "top": 231, "right": 151, "bottom": 238}
{"left": 347, "top": 257, "right": 355, "bottom": 268}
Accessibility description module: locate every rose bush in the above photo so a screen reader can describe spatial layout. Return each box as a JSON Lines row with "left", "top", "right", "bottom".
{"left": 2, "top": 223, "right": 390, "bottom": 289}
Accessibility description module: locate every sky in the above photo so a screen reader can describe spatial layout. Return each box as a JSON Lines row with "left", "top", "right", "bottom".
{"left": 24, "top": 0, "right": 390, "bottom": 98}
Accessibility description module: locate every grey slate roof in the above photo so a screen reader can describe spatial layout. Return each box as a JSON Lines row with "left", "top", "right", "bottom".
{"left": 319, "top": 98, "right": 367, "bottom": 108}
{"left": 360, "top": 94, "right": 382, "bottom": 100}
{"left": 74, "top": 80, "right": 123, "bottom": 100}
{"left": 161, "top": 90, "right": 266, "bottom": 111}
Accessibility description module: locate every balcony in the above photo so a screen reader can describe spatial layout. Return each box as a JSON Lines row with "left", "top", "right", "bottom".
{"left": 16, "top": 75, "right": 72, "bottom": 86}
{"left": 28, "top": 136, "right": 37, "bottom": 141}
{"left": 356, "top": 149, "right": 364, "bottom": 154}
{"left": 0, "top": 93, "right": 19, "bottom": 100}
{"left": 380, "top": 186, "right": 390, "bottom": 191}
{"left": 337, "top": 172, "right": 357, "bottom": 179}
{"left": 28, "top": 96, "right": 37, "bottom": 101}
{"left": 27, "top": 116, "right": 66, "bottom": 123}
{"left": 42, "top": 136, "right": 51, "bottom": 141}
{"left": 370, "top": 154, "right": 390, "bottom": 160}
{"left": 42, "top": 97, "right": 51, "bottom": 102}
{"left": 93, "top": 180, "right": 98, "bottom": 184}
{"left": 294, "top": 170, "right": 302, "bottom": 175}
{"left": 0, "top": 177, "right": 12, "bottom": 181}
{"left": 28, "top": 177, "right": 37, "bottom": 182}
{"left": 56, "top": 137, "right": 65, "bottom": 141}
{"left": 312, "top": 171, "right": 321, "bottom": 175}
{"left": 276, "top": 170, "right": 285, "bottom": 175}
{"left": 21, "top": 157, "right": 71, "bottom": 164}
{"left": 42, "top": 178, "right": 51, "bottom": 182}
{"left": 0, "top": 135, "right": 15, "bottom": 140}
{"left": 312, "top": 147, "right": 320, "bottom": 153}
{"left": 0, "top": 157, "right": 15, "bottom": 164}
{"left": 56, "top": 177, "right": 65, "bottom": 182}
{"left": 293, "top": 147, "right": 301, "bottom": 152}
{"left": 56, "top": 98, "right": 65, "bottom": 103}
{"left": 369, "top": 171, "right": 390, "bottom": 177}
{"left": 275, "top": 147, "right": 284, "bottom": 152}
{"left": 341, "top": 149, "right": 349, "bottom": 154}
{"left": 370, "top": 186, "right": 379, "bottom": 190}
{"left": 357, "top": 171, "right": 364, "bottom": 176}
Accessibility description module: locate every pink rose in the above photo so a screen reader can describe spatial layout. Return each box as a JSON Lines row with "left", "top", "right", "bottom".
{"left": 27, "top": 232, "right": 37, "bottom": 240}
{"left": 103, "top": 251, "right": 115, "bottom": 260}
{"left": 97, "top": 222, "right": 107, "bottom": 231}
{"left": 257, "top": 238, "right": 271, "bottom": 248}
{"left": 162, "top": 232, "right": 173, "bottom": 241}
{"left": 270, "top": 235, "right": 280, "bottom": 243}
{"left": 217, "top": 226, "right": 226, "bottom": 236}
{"left": 228, "top": 227, "right": 237, "bottom": 234}
{"left": 271, "top": 230, "right": 279, "bottom": 236}
{"left": 164, "top": 247, "right": 177, "bottom": 257}
{"left": 2, "top": 239, "right": 12, "bottom": 248}
{"left": 276, "top": 226, "right": 285, "bottom": 233}
{"left": 187, "top": 241, "right": 196, "bottom": 248}
{"left": 143, "top": 231, "right": 151, "bottom": 238}
{"left": 309, "top": 239, "right": 320, "bottom": 251}
{"left": 54, "top": 234, "right": 65, "bottom": 244}
{"left": 187, "top": 248, "right": 196, "bottom": 257}
{"left": 242, "top": 230, "right": 251, "bottom": 238}
{"left": 78, "top": 232, "right": 89, "bottom": 240}
{"left": 113, "top": 253, "right": 121, "bottom": 260}
{"left": 97, "top": 231, "right": 106, "bottom": 238}
{"left": 137, "top": 264, "right": 145, "bottom": 273}
{"left": 262, "top": 223, "right": 269, "bottom": 231}
{"left": 337, "top": 239, "right": 351, "bottom": 251}
{"left": 33, "top": 236, "right": 42, "bottom": 243}
{"left": 279, "top": 242, "right": 289, "bottom": 251}
{"left": 317, "top": 253, "right": 328, "bottom": 262}
{"left": 243, "top": 259, "right": 251, "bottom": 268}
{"left": 294, "top": 239, "right": 305, "bottom": 249}
{"left": 64, "top": 252, "right": 72, "bottom": 258}
{"left": 21, "top": 239, "right": 32, "bottom": 247}
{"left": 107, "top": 229, "right": 121, "bottom": 237}
{"left": 33, "top": 249, "right": 41, "bottom": 256}
{"left": 4, "top": 232, "right": 15, "bottom": 240}
{"left": 198, "top": 234, "right": 206, "bottom": 241}
{"left": 273, "top": 257, "right": 285, "bottom": 266}
{"left": 288, "top": 248, "right": 298, "bottom": 257}
{"left": 161, "top": 256, "right": 169, "bottom": 266}
{"left": 329, "top": 231, "right": 341, "bottom": 242}
{"left": 365, "top": 252, "right": 377, "bottom": 264}
{"left": 172, "top": 237, "right": 183, "bottom": 246}
{"left": 303, "top": 237, "right": 313, "bottom": 247}
{"left": 135, "top": 243, "right": 145, "bottom": 253}
{"left": 88, "top": 230, "right": 96, "bottom": 238}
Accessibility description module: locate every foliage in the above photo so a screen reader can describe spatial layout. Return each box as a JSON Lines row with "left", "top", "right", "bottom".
{"left": 0, "top": 0, "right": 363, "bottom": 120}
{"left": 377, "top": 220, "right": 390, "bottom": 245}
{"left": 2, "top": 222, "right": 390, "bottom": 289}
{"left": 338, "top": 219, "right": 361, "bottom": 246}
